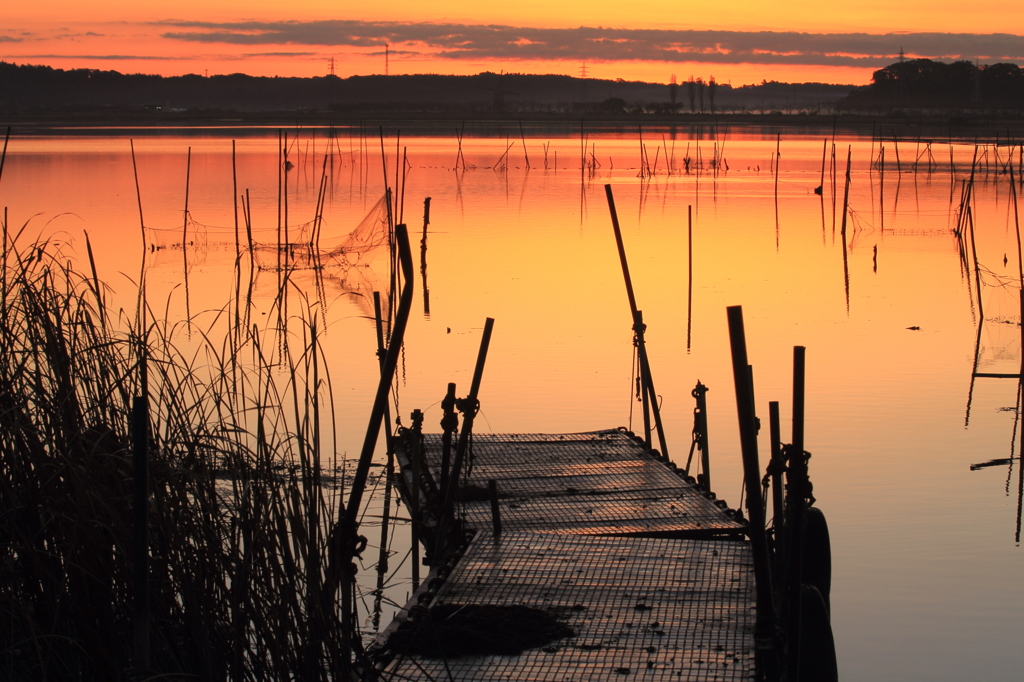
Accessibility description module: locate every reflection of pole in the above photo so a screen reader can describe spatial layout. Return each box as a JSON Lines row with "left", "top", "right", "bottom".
{"left": 726, "top": 306, "right": 777, "bottom": 679}
{"left": 605, "top": 184, "right": 670, "bottom": 458}
{"left": 420, "top": 197, "right": 431, "bottom": 317}
{"left": 965, "top": 306, "right": 984, "bottom": 426}
{"left": 841, "top": 147, "right": 852, "bottom": 312}
{"left": 687, "top": 205, "right": 693, "bottom": 352}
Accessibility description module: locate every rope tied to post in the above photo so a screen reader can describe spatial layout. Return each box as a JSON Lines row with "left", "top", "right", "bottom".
{"left": 780, "top": 444, "right": 816, "bottom": 505}
{"left": 456, "top": 397, "right": 480, "bottom": 478}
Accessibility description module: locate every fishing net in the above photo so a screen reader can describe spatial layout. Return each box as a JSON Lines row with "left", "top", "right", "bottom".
{"left": 145, "top": 214, "right": 211, "bottom": 268}
{"left": 325, "top": 193, "right": 392, "bottom": 265}
{"left": 976, "top": 273, "right": 1023, "bottom": 375}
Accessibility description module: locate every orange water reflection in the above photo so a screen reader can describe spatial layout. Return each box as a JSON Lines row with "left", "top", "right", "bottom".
{"left": 2, "top": 127, "right": 1023, "bottom": 681}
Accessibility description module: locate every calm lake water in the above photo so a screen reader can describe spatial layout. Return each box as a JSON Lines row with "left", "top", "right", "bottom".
{"left": 2, "top": 123, "right": 1023, "bottom": 681}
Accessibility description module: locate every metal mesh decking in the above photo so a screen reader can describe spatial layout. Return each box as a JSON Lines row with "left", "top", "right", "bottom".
{"left": 379, "top": 429, "right": 755, "bottom": 681}
{"left": 423, "top": 429, "right": 742, "bottom": 535}
{"left": 381, "top": 532, "right": 755, "bottom": 681}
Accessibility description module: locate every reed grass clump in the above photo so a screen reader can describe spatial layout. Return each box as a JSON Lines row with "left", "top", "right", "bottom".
{"left": 0, "top": 229, "right": 355, "bottom": 681}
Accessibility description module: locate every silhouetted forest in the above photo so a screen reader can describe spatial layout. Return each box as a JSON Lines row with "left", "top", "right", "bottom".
{"left": 0, "top": 61, "right": 851, "bottom": 117}
{"left": 838, "top": 59, "right": 1024, "bottom": 112}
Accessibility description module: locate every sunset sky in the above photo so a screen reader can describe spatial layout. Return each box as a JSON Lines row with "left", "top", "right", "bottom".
{"left": 3, "top": 2, "right": 1023, "bottom": 86}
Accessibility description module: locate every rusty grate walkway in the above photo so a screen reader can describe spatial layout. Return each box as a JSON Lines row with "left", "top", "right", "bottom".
{"left": 417, "top": 429, "right": 743, "bottom": 536}
{"left": 379, "top": 429, "right": 756, "bottom": 681}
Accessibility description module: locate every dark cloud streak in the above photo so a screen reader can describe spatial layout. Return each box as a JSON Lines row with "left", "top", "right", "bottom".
{"left": 157, "top": 20, "right": 1024, "bottom": 67}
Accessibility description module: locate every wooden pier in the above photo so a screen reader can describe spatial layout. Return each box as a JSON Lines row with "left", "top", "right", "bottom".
{"left": 370, "top": 429, "right": 758, "bottom": 680}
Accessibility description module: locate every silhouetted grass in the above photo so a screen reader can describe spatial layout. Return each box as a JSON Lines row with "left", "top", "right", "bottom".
{"left": 0, "top": 222, "right": 355, "bottom": 680}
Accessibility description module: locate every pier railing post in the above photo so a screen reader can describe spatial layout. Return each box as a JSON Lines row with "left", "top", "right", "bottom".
{"left": 439, "top": 382, "right": 458, "bottom": 502}
{"left": 488, "top": 479, "right": 502, "bottom": 538}
{"left": 785, "top": 347, "right": 808, "bottom": 681}
{"left": 685, "top": 381, "right": 711, "bottom": 490}
{"left": 635, "top": 310, "right": 653, "bottom": 448}
{"left": 606, "top": 184, "right": 669, "bottom": 458}
{"left": 410, "top": 409, "right": 423, "bottom": 590}
{"left": 726, "top": 305, "right": 778, "bottom": 679}
{"left": 437, "top": 318, "right": 495, "bottom": 560}
{"left": 769, "top": 402, "right": 785, "bottom": 543}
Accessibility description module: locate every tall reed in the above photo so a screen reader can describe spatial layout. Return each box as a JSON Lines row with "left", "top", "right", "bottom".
{"left": 0, "top": 224, "right": 357, "bottom": 680}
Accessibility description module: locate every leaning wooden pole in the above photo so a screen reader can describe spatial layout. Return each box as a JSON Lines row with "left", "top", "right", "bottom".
{"left": 605, "top": 184, "right": 669, "bottom": 458}
{"left": 335, "top": 223, "right": 414, "bottom": 671}
{"left": 726, "top": 305, "right": 778, "bottom": 681}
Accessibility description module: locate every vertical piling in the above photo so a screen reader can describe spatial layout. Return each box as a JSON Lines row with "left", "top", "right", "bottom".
{"left": 131, "top": 396, "right": 150, "bottom": 676}
{"left": 409, "top": 409, "right": 423, "bottom": 590}
{"left": 785, "top": 346, "right": 808, "bottom": 682}
{"left": 488, "top": 480, "right": 502, "bottom": 538}
{"left": 440, "top": 382, "right": 458, "bottom": 501}
{"left": 692, "top": 381, "right": 711, "bottom": 489}
{"left": 439, "top": 319, "right": 495, "bottom": 555}
{"left": 725, "top": 306, "right": 778, "bottom": 679}
{"left": 769, "top": 401, "right": 784, "bottom": 541}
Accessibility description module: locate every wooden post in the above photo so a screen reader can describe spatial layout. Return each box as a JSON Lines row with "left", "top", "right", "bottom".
{"left": 786, "top": 346, "right": 808, "bottom": 682}
{"left": 725, "top": 306, "right": 778, "bottom": 679}
{"left": 410, "top": 409, "right": 423, "bottom": 590}
{"left": 692, "top": 381, "right": 711, "bottom": 490}
{"left": 338, "top": 224, "right": 414, "bottom": 664}
{"left": 769, "top": 401, "right": 784, "bottom": 542}
{"left": 131, "top": 396, "right": 150, "bottom": 676}
{"left": 637, "top": 310, "right": 652, "bottom": 447}
{"left": 439, "top": 382, "right": 458, "bottom": 502}
{"left": 488, "top": 480, "right": 502, "bottom": 538}
{"left": 439, "top": 318, "right": 496, "bottom": 555}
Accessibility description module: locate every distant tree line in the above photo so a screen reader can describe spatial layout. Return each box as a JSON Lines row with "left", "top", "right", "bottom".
{"left": 838, "top": 58, "right": 1024, "bottom": 112}
{"left": 0, "top": 61, "right": 851, "bottom": 117}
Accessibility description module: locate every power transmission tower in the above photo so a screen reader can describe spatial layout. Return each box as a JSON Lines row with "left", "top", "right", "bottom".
{"left": 386, "top": 44, "right": 389, "bottom": 76}
{"left": 328, "top": 56, "right": 336, "bottom": 76}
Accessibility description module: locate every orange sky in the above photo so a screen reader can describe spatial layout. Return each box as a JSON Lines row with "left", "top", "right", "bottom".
{"left": 3, "top": 2, "right": 1023, "bottom": 85}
